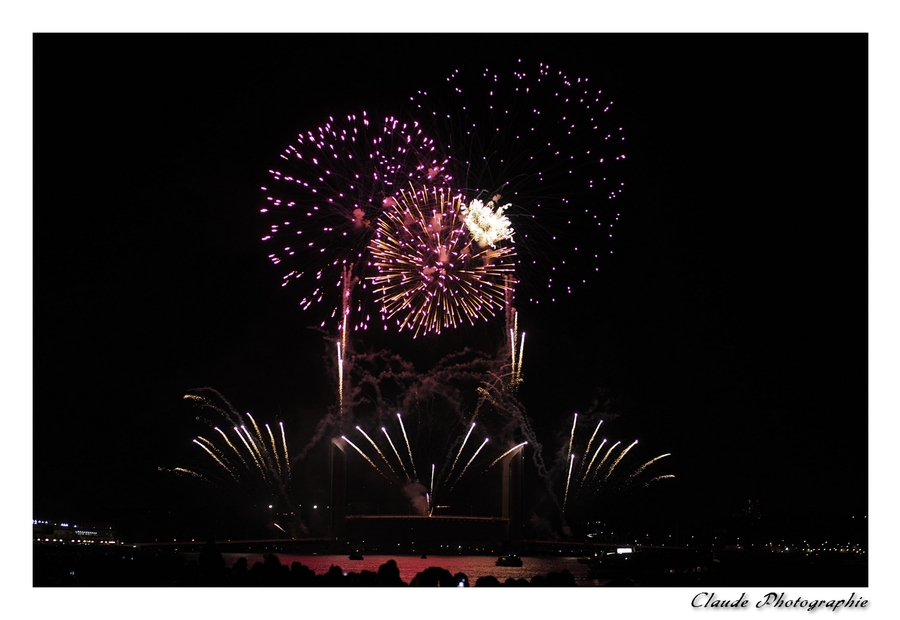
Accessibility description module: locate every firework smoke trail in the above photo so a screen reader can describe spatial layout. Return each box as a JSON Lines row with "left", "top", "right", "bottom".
{"left": 356, "top": 425, "right": 396, "bottom": 475}
{"left": 261, "top": 112, "right": 452, "bottom": 331}
{"left": 340, "top": 435, "right": 387, "bottom": 479}
{"left": 279, "top": 422, "right": 291, "bottom": 482}
{"left": 562, "top": 453, "right": 575, "bottom": 512}
{"left": 473, "top": 370, "right": 553, "bottom": 496}
{"left": 381, "top": 426, "right": 411, "bottom": 480}
{"left": 193, "top": 439, "right": 239, "bottom": 482}
{"left": 446, "top": 421, "right": 476, "bottom": 483}
{"left": 450, "top": 437, "right": 489, "bottom": 490}
{"left": 603, "top": 439, "right": 638, "bottom": 482}
{"left": 485, "top": 441, "right": 528, "bottom": 472}
{"left": 367, "top": 185, "right": 516, "bottom": 337}
{"left": 396, "top": 413, "right": 418, "bottom": 479}
{"left": 265, "top": 424, "right": 283, "bottom": 480}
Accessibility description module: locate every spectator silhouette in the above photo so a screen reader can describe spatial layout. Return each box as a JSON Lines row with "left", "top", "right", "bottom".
{"left": 198, "top": 539, "right": 225, "bottom": 584}
{"left": 376, "top": 559, "right": 405, "bottom": 585}
{"left": 410, "top": 566, "right": 455, "bottom": 586}
{"left": 475, "top": 575, "right": 501, "bottom": 586}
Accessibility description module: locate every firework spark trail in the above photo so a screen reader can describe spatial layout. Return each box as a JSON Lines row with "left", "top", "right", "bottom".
{"left": 578, "top": 419, "right": 603, "bottom": 479}
{"left": 643, "top": 474, "right": 675, "bottom": 488}
{"left": 273, "top": 523, "right": 288, "bottom": 535}
{"left": 566, "top": 413, "right": 578, "bottom": 461}
{"left": 340, "top": 435, "right": 387, "bottom": 479}
{"left": 340, "top": 265, "right": 353, "bottom": 351}
{"left": 450, "top": 437, "right": 489, "bottom": 490}
{"left": 246, "top": 413, "right": 265, "bottom": 447}
{"left": 382, "top": 426, "right": 411, "bottom": 480}
{"left": 279, "top": 422, "right": 291, "bottom": 481}
{"left": 356, "top": 425, "right": 396, "bottom": 475}
{"left": 160, "top": 467, "right": 209, "bottom": 482}
{"left": 484, "top": 441, "right": 528, "bottom": 472}
{"left": 580, "top": 437, "right": 608, "bottom": 486}
{"left": 396, "top": 413, "right": 418, "bottom": 479}
{"left": 236, "top": 426, "right": 268, "bottom": 479}
{"left": 249, "top": 413, "right": 279, "bottom": 475}
{"left": 508, "top": 324, "right": 525, "bottom": 388}
{"left": 516, "top": 331, "right": 525, "bottom": 384}
{"left": 588, "top": 440, "right": 620, "bottom": 483}
{"left": 624, "top": 453, "right": 671, "bottom": 486}
{"left": 215, "top": 426, "right": 249, "bottom": 471}
{"left": 446, "top": 422, "right": 476, "bottom": 483}
{"left": 240, "top": 425, "right": 268, "bottom": 472}
{"left": 562, "top": 453, "right": 575, "bottom": 512}
{"left": 265, "top": 424, "right": 283, "bottom": 479}
{"left": 193, "top": 439, "right": 239, "bottom": 482}
{"left": 337, "top": 342, "right": 344, "bottom": 418}
{"left": 184, "top": 388, "right": 242, "bottom": 427}
{"left": 603, "top": 439, "right": 638, "bottom": 483}
{"left": 196, "top": 435, "right": 232, "bottom": 468}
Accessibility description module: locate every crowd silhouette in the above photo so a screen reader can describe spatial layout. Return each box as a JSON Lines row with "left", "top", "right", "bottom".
{"left": 34, "top": 539, "right": 578, "bottom": 586}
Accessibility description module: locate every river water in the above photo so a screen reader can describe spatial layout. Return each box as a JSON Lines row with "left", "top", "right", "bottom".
{"left": 201, "top": 553, "right": 608, "bottom": 586}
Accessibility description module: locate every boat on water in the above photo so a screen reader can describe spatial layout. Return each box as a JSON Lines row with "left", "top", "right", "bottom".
{"left": 496, "top": 554, "right": 523, "bottom": 567}
{"left": 348, "top": 552, "right": 364, "bottom": 560}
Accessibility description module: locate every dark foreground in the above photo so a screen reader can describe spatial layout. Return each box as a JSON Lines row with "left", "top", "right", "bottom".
{"left": 35, "top": 544, "right": 574, "bottom": 586}
{"left": 34, "top": 542, "right": 867, "bottom": 587}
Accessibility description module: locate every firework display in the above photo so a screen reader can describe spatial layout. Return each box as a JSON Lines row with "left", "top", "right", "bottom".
{"left": 175, "top": 389, "right": 293, "bottom": 495}
{"left": 167, "top": 59, "right": 670, "bottom": 538}
{"left": 260, "top": 112, "right": 451, "bottom": 331}
{"left": 410, "top": 59, "right": 627, "bottom": 306}
{"left": 261, "top": 60, "right": 626, "bottom": 338}
{"left": 368, "top": 185, "right": 516, "bottom": 337}
{"left": 555, "top": 413, "right": 673, "bottom": 515}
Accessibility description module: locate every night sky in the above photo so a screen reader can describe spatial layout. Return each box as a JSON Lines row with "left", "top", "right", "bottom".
{"left": 32, "top": 34, "right": 867, "bottom": 542}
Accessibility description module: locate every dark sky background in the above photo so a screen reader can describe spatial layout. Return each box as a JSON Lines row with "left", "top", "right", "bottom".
{"left": 33, "top": 34, "right": 867, "bottom": 541}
